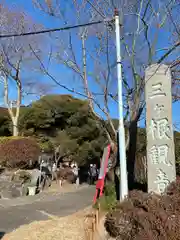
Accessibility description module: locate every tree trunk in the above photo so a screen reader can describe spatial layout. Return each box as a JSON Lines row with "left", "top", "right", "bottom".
{"left": 3, "top": 66, "right": 21, "bottom": 138}
{"left": 12, "top": 118, "right": 19, "bottom": 136}
{"left": 81, "top": 35, "right": 115, "bottom": 144}
{"left": 127, "top": 120, "right": 138, "bottom": 190}
{"left": 127, "top": 107, "right": 143, "bottom": 190}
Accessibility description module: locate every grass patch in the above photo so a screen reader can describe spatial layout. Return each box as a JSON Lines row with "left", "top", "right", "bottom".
{"left": 94, "top": 183, "right": 117, "bottom": 211}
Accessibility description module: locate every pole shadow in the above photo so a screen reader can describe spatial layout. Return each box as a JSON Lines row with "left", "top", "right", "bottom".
{"left": 0, "top": 232, "right": 5, "bottom": 239}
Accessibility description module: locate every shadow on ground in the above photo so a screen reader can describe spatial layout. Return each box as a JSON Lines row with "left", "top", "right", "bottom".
{"left": 0, "top": 232, "right": 5, "bottom": 239}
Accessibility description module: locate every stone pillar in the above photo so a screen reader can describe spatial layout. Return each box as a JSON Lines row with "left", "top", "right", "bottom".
{"left": 145, "top": 64, "right": 176, "bottom": 194}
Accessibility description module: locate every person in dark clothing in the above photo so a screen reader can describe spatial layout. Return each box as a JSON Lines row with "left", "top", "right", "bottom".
{"left": 88, "top": 164, "right": 97, "bottom": 185}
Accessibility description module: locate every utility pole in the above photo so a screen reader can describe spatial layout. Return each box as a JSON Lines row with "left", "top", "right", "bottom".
{"left": 114, "top": 8, "right": 128, "bottom": 201}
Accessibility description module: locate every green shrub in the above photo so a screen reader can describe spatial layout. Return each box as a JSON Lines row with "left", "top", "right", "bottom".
{"left": 0, "top": 137, "right": 40, "bottom": 168}
{"left": 0, "top": 136, "right": 23, "bottom": 144}
{"left": 37, "top": 137, "right": 54, "bottom": 153}
{"left": 94, "top": 183, "right": 117, "bottom": 211}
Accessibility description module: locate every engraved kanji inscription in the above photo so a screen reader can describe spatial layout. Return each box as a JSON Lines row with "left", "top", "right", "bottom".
{"left": 154, "top": 104, "right": 164, "bottom": 118}
{"left": 149, "top": 145, "right": 172, "bottom": 166}
{"left": 154, "top": 169, "right": 170, "bottom": 193}
{"left": 149, "top": 118, "right": 171, "bottom": 140}
{"left": 145, "top": 65, "right": 176, "bottom": 195}
{"left": 149, "top": 83, "right": 166, "bottom": 99}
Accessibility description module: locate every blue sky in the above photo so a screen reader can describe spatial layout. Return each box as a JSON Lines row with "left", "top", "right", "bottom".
{"left": 2, "top": 0, "right": 180, "bottom": 129}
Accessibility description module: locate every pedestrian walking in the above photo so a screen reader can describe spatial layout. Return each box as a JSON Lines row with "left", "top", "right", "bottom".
{"left": 72, "top": 164, "right": 79, "bottom": 186}
{"left": 88, "top": 164, "right": 97, "bottom": 185}
{"left": 52, "top": 162, "right": 58, "bottom": 183}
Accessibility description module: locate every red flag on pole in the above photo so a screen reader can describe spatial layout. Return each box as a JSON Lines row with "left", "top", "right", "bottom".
{"left": 93, "top": 144, "right": 111, "bottom": 203}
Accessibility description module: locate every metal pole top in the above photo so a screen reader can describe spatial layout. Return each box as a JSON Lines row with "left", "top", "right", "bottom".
{"left": 114, "top": 8, "right": 119, "bottom": 16}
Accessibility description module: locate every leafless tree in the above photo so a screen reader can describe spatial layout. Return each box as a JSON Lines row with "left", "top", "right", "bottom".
{"left": 33, "top": 0, "right": 180, "bottom": 186}
{"left": 0, "top": 5, "right": 46, "bottom": 136}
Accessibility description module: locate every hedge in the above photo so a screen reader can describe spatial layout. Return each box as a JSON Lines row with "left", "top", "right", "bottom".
{"left": 0, "top": 136, "right": 21, "bottom": 144}
{"left": 105, "top": 177, "right": 180, "bottom": 240}
{"left": 0, "top": 137, "right": 40, "bottom": 168}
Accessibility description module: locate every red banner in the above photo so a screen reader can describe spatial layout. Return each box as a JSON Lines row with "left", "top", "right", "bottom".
{"left": 93, "top": 144, "right": 111, "bottom": 203}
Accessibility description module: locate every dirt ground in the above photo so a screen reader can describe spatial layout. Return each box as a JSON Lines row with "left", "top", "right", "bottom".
{"left": 2, "top": 206, "right": 114, "bottom": 240}
{"left": 1, "top": 182, "right": 112, "bottom": 240}
{"left": 2, "top": 207, "right": 94, "bottom": 240}
{"left": 45, "top": 181, "right": 85, "bottom": 193}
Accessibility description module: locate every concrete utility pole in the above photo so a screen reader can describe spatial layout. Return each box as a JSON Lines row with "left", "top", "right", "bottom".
{"left": 114, "top": 9, "right": 128, "bottom": 201}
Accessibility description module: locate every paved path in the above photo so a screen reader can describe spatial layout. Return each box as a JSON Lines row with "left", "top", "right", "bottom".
{"left": 0, "top": 185, "right": 95, "bottom": 234}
